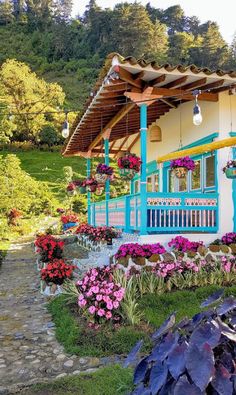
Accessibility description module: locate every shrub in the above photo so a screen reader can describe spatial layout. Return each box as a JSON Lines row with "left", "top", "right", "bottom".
{"left": 126, "top": 290, "right": 236, "bottom": 394}
{"left": 115, "top": 243, "right": 166, "bottom": 260}
{"left": 168, "top": 236, "right": 203, "bottom": 252}
{"left": 41, "top": 259, "right": 75, "bottom": 284}
{"left": 35, "top": 234, "right": 64, "bottom": 262}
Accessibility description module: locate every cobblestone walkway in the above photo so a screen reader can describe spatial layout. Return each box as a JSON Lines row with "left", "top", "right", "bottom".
{"left": 0, "top": 238, "right": 118, "bottom": 394}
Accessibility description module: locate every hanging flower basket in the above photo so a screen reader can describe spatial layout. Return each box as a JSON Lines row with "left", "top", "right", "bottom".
{"left": 223, "top": 160, "right": 236, "bottom": 179}
{"left": 95, "top": 186, "right": 104, "bottom": 196}
{"left": 66, "top": 182, "right": 76, "bottom": 195}
{"left": 119, "top": 168, "right": 136, "bottom": 180}
{"left": 94, "top": 173, "right": 108, "bottom": 184}
{"left": 117, "top": 153, "right": 141, "bottom": 180}
{"left": 85, "top": 177, "right": 98, "bottom": 193}
{"left": 170, "top": 156, "right": 195, "bottom": 179}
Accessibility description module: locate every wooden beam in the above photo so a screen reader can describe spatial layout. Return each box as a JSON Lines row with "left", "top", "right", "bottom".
{"left": 152, "top": 87, "right": 218, "bottom": 102}
{"left": 127, "top": 133, "right": 140, "bottom": 151}
{"left": 157, "top": 137, "right": 236, "bottom": 163}
{"left": 180, "top": 78, "right": 207, "bottom": 91}
{"left": 163, "top": 76, "right": 188, "bottom": 89}
{"left": 198, "top": 79, "right": 225, "bottom": 91}
{"left": 118, "top": 67, "right": 143, "bottom": 89}
{"left": 159, "top": 98, "right": 177, "bottom": 108}
{"left": 148, "top": 74, "right": 166, "bottom": 87}
{"left": 133, "top": 71, "right": 145, "bottom": 80}
{"left": 88, "top": 103, "right": 135, "bottom": 150}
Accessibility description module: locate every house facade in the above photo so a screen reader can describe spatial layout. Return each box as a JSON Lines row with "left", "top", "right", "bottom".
{"left": 63, "top": 53, "right": 236, "bottom": 243}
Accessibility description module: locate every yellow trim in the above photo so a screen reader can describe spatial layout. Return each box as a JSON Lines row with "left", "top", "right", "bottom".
{"left": 157, "top": 136, "right": 236, "bottom": 163}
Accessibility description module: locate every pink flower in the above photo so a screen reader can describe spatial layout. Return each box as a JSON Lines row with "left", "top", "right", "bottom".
{"left": 96, "top": 294, "right": 103, "bottom": 301}
{"left": 78, "top": 299, "right": 87, "bottom": 307}
{"left": 113, "top": 301, "right": 119, "bottom": 309}
{"left": 97, "top": 308, "right": 105, "bottom": 317}
{"left": 106, "top": 301, "right": 113, "bottom": 310}
{"left": 88, "top": 306, "right": 96, "bottom": 314}
{"left": 105, "top": 311, "right": 112, "bottom": 320}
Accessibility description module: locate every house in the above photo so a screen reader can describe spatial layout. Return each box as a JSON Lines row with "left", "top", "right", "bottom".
{"left": 63, "top": 53, "right": 236, "bottom": 243}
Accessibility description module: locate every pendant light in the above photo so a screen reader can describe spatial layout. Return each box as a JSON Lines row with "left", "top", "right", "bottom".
{"left": 193, "top": 90, "right": 202, "bottom": 126}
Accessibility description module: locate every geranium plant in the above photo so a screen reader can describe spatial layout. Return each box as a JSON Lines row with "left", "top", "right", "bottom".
{"left": 115, "top": 243, "right": 166, "bottom": 260}
{"left": 61, "top": 212, "right": 78, "bottom": 224}
{"left": 168, "top": 236, "right": 203, "bottom": 252}
{"left": 85, "top": 177, "right": 98, "bottom": 192}
{"left": 118, "top": 153, "right": 142, "bottom": 172}
{"left": 222, "top": 232, "right": 236, "bottom": 245}
{"left": 35, "top": 234, "right": 64, "bottom": 262}
{"left": 125, "top": 290, "right": 236, "bottom": 395}
{"left": 77, "top": 266, "right": 125, "bottom": 323}
{"left": 41, "top": 259, "right": 75, "bottom": 285}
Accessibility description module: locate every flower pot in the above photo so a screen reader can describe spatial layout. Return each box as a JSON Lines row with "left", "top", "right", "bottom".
{"left": 148, "top": 254, "right": 160, "bottom": 263}
{"left": 119, "top": 168, "right": 136, "bottom": 180}
{"left": 79, "top": 186, "right": 87, "bottom": 194}
{"left": 229, "top": 243, "right": 236, "bottom": 254}
{"left": 133, "top": 256, "right": 146, "bottom": 266}
{"left": 40, "top": 280, "right": 63, "bottom": 296}
{"left": 94, "top": 173, "right": 108, "bottom": 184}
{"left": 173, "top": 167, "right": 188, "bottom": 179}
{"left": 225, "top": 167, "right": 236, "bottom": 179}
{"left": 36, "top": 259, "right": 46, "bottom": 271}
{"left": 63, "top": 222, "right": 78, "bottom": 231}
{"left": 86, "top": 185, "right": 97, "bottom": 193}
{"left": 117, "top": 256, "right": 130, "bottom": 267}
{"left": 95, "top": 187, "right": 104, "bottom": 196}
{"left": 208, "top": 245, "right": 221, "bottom": 253}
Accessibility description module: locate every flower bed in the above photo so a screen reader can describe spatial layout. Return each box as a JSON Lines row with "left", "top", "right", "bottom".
{"left": 115, "top": 243, "right": 166, "bottom": 266}
{"left": 168, "top": 236, "right": 203, "bottom": 253}
{"left": 77, "top": 266, "right": 125, "bottom": 324}
{"left": 76, "top": 224, "right": 121, "bottom": 243}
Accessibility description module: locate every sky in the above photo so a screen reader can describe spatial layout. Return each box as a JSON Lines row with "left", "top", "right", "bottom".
{"left": 72, "top": 0, "right": 236, "bottom": 44}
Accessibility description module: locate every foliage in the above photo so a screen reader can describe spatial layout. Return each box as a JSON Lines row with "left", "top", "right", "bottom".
{"left": 23, "top": 365, "right": 133, "bottom": 395}
{"left": 0, "top": 154, "right": 57, "bottom": 215}
{"left": 38, "top": 124, "right": 60, "bottom": 147}
{"left": 77, "top": 266, "right": 125, "bottom": 324}
{"left": 35, "top": 234, "right": 64, "bottom": 262}
{"left": 41, "top": 259, "right": 75, "bottom": 284}
{"left": 128, "top": 292, "right": 236, "bottom": 394}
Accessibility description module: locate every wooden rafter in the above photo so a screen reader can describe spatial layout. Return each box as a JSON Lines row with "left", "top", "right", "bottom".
{"left": 152, "top": 87, "right": 218, "bottom": 102}
{"left": 88, "top": 102, "right": 135, "bottom": 150}
{"left": 149, "top": 74, "right": 166, "bottom": 87}
{"left": 127, "top": 132, "right": 140, "bottom": 151}
{"left": 163, "top": 76, "right": 188, "bottom": 89}
{"left": 114, "top": 136, "right": 130, "bottom": 158}
{"left": 118, "top": 67, "right": 143, "bottom": 89}
{"left": 180, "top": 78, "right": 207, "bottom": 91}
{"left": 198, "top": 80, "right": 225, "bottom": 91}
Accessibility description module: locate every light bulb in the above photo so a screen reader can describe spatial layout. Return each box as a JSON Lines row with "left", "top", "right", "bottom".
{"left": 193, "top": 104, "right": 202, "bottom": 126}
{"left": 62, "top": 120, "right": 69, "bottom": 138}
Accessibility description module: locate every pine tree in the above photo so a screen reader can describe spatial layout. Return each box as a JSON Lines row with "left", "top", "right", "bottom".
{"left": 12, "top": 0, "right": 25, "bottom": 21}
{"left": 148, "top": 19, "right": 169, "bottom": 63}
{"left": 163, "top": 5, "right": 185, "bottom": 34}
{"left": 54, "top": 0, "right": 73, "bottom": 22}
{"left": 168, "top": 32, "right": 195, "bottom": 64}
{"left": 200, "top": 23, "right": 230, "bottom": 68}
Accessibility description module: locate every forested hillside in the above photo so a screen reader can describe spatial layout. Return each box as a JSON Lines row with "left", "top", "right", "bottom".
{"left": 0, "top": 0, "right": 236, "bottom": 143}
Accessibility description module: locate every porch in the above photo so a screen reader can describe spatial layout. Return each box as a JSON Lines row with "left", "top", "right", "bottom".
{"left": 91, "top": 192, "right": 218, "bottom": 234}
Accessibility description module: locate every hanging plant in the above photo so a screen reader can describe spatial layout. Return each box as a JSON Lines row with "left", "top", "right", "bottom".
{"left": 117, "top": 153, "right": 142, "bottom": 180}
{"left": 223, "top": 160, "right": 236, "bottom": 179}
{"left": 94, "top": 163, "right": 114, "bottom": 184}
{"left": 170, "top": 156, "right": 195, "bottom": 178}
{"left": 85, "top": 177, "right": 98, "bottom": 192}
{"left": 66, "top": 182, "right": 77, "bottom": 196}
{"left": 95, "top": 185, "right": 105, "bottom": 196}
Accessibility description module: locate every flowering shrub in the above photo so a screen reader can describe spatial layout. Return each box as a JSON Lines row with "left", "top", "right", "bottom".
{"left": 221, "top": 232, "right": 236, "bottom": 245}
{"left": 117, "top": 153, "right": 141, "bottom": 172}
{"left": 96, "top": 163, "right": 113, "bottom": 176}
{"left": 168, "top": 236, "right": 203, "bottom": 252}
{"left": 35, "top": 234, "right": 64, "bottom": 262}
{"left": 77, "top": 266, "right": 125, "bottom": 323}
{"left": 41, "top": 259, "right": 75, "bottom": 284}
{"left": 76, "top": 224, "right": 121, "bottom": 242}
{"left": 61, "top": 212, "right": 78, "bottom": 224}
{"left": 223, "top": 159, "right": 236, "bottom": 173}
{"left": 115, "top": 243, "right": 166, "bottom": 260}
{"left": 170, "top": 156, "right": 195, "bottom": 171}
{"left": 7, "top": 208, "right": 22, "bottom": 225}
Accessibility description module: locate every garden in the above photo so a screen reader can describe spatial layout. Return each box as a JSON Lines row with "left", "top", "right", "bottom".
{"left": 33, "top": 219, "right": 236, "bottom": 394}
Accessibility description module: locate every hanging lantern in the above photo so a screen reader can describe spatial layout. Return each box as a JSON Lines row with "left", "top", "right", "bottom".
{"left": 149, "top": 123, "right": 162, "bottom": 142}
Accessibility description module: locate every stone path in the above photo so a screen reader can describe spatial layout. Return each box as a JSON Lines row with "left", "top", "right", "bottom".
{"left": 0, "top": 238, "right": 121, "bottom": 394}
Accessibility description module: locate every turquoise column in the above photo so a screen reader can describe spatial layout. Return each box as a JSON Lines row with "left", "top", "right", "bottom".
{"left": 104, "top": 138, "right": 110, "bottom": 226}
{"left": 86, "top": 157, "right": 91, "bottom": 225}
{"left": 140, "top": 104, "right": 148, "bottom": 235}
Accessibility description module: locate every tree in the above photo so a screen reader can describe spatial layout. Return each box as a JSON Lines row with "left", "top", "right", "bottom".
{"left": 109, "top": 3, "right": 154, "bottom": 59}
{"left": 0, "top": 59, "right": 65, "bottom": 142}
{"left": 148, "top": 19, "right": 169, "bottom": 63}
{"left": 0, "top": 0, "right": 14, "bottom": 25}
{"left": 199, "top": 23, "right": 230, "bottom": 68}
{"left": 168, "top": 32, "right": 195, "bottom": 64}
{"left": 163, "top": 5, "right": 185, "bottom": 34}
{"left": 38, "top": 124, "right": 59, "bottom": 147}
{"left": 12, "top": 0, "right": 26, "bottom": 22}
{"left": 54, "top": 0, "right": 73, "bottom": 22}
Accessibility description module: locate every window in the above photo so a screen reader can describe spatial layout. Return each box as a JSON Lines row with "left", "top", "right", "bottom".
{"left": 154, "top": 174, "right": 159, "bottom": 192}
{"left": 147, "top": 176, "right": 152, "bottom": 192}
{"left": 191, "top": 160, "right": 201, "bottom": 190}
{"left": 205, "top": 155, "right": 215, "bottom": 188}
{"left": 146, "top": 173, "right": 159, "bottom": 192}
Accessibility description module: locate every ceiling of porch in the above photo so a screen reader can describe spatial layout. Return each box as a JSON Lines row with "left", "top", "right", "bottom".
{"left": 63, "top": 53, "right": 236, "bottom": 157}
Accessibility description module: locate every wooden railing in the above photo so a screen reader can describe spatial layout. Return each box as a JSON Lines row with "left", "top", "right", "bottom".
{"left": 90, "top": 192, "right": 218, "bottom": 233}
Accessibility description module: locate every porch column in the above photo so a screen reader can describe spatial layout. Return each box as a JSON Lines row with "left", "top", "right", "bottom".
{"left": 104, "top": 129, "right": 111, "bottom": 226}
{"left": 86, "top": 156, "right": 91, "bottom": 224}
{"left": 140, "top": 104, "right": 148, "bottom": 235}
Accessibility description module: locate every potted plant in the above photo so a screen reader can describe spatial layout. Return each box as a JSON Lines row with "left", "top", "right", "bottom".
{"left": 40, "top": 259, "right": 75, "bottom": 295}
{"left": 170, "top": 156, "right": 195, "bottom": 178}
{"left": 72, "top": 179, "right": 87, "bottom": 194}
{"left": 223, "top": 160, "right": 236, "bottom": 179}
{"left": 117, "top": 153, "right": 142, "bottom": 180}
{"left": 95, "top": 163, "right": 114, "bottom": 184}
{"left": 66, "top": 182, "right": 76, "bottom": 196}
{"left": 85, "top": 177, "right": 98, "bottom": 192}
{"left": 95, "top": 185, "right": 105, "bottom": 196}
{"left": 61, "top": 211, "right": 79, "bottom": 231}
{"left": 34, "top": 234, "right": 64, "bottom": 263}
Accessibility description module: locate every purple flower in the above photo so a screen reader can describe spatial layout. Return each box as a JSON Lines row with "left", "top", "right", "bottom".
{"left": 170, "top": 156, "right": 195, "bottom": 171}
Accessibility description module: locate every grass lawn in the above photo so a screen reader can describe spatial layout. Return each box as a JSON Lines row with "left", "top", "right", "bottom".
{"left": 48, "top": 285, "right": 236, "bottom": 358}
{"left": 0, "top": 150, "right": 87, "bottom": 198}
{"left": 20, "top": 365, "right": 133, "bottom": 395}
